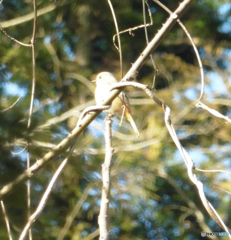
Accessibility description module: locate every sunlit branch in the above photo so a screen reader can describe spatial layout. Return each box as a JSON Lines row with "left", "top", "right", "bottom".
{"left": 98, "top": 115, "right": 114, "bottom": 240}
{"left": 0, "top": 24, "right": 31, "bottom": 46}
{"left": 108, "top": 81, "right": 231, "bottom": 235}
{"left": 0, "top": 0, "right": 195, "bottom": 200}
{"left": 58, "top": 185, "right": 92, "bottom": 240}
{"left": 19, "top": 151, "right": 73, "bottom": 240}
{"left": 143, "top": 0, "right": 158, "bottom": 89}
{"left": 26, "top": 1, "right": 37, "bottom": 239}
{"left": 1, "top": 95, "right": 23, "bottom": 112}
{"left": 113, "top": 0, "right": 153, "bottom": 50}
{"left": 108, "top": 0, "right": 123, "bottom": 77}
{"left": 1, "top": 201, "right": 13, "bottom": 240}
{"left": 153, "top": 0, "right": 204, "bottom": 102}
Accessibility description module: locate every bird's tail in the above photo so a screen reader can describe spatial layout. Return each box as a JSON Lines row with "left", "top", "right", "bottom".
{"left": 125, "top": 111, "right": 139, "bottom": 138}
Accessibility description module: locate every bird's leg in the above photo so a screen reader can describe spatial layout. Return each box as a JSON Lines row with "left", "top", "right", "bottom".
{"left": 105, "top": 113, "right": 114, "bottom": 122}
{"left": 120, "top": 105, "right": 126, "bottom": 126}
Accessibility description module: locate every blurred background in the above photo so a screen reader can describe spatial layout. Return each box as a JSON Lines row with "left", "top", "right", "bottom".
{"left": 0, "top": 0, "right": 231, "bottom": 239}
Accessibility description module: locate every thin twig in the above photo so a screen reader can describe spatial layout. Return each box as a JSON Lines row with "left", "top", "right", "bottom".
{"left": 35, "top": 100, "right": 95, "bottom": 131}
{"left": 112, "top": 0, "right": 153, "bottom": 49}
{"left": 98, "top": 115, "right": 114, "bottom": 240}
{"left": 153, "top": 0, "right": 204, "bottom": 101}
{"left": 26, "top": 1, "right": 37, "bottom": 239}
{"left": 44, "top": 37, "right": 62, "bottom": 84}
{"left": 213, "top": 186, "right": 231, "bottom": 195}
{"left": 1, "top": 95, "right": 23, "bottom": 112}
{"left": 11, "top": 144, "right": 28, "bottom": 155}
{"left": 27, "top": 0, "right": 37, "bottom": 129}
{"left": 19, "top": 158, "right": 68, "bottom": 240}
{"left": 57, "top": 184, "right": 92, "bottom": 240}
{"left": 157, "top": 170, "right": 217, "bottom": 240}
{"left": 0, "top": 25, "right": 31, "bottom": 47}
{"left": 143, "top": 0, "right": 158, "bottom": 89}
{"left": 1, "top": 201, "right": 13, "bottom": 240}
{"left": 83, "top": 229, "right": 100, "bottom": 240}
{"left": 19, "top": 143, "right": 76, "bottom": 240}
{"left": 108, "top": 0, "right": 123, "bottom": 77}
{"left": 196, "top": 101, "right": 231, "bottom": 123}
{"left": 195, "top": 168, "right": 231, "bottom": 176}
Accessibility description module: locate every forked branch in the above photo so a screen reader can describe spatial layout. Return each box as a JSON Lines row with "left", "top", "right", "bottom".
{"left": 109, "top": 81, "right": 231, "bottom": 236}
{"left": 0, "top": 0, "right": 195, "bottom": 200}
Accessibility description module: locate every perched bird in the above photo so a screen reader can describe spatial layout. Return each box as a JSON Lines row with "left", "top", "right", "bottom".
{"left": 93, "top": 72, "right": 139, "bottom": 137}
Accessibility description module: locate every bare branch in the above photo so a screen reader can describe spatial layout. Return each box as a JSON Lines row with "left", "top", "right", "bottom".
{"left": 196, "top": 101, "right": 231, "bottom": 123}
{"left": 35, "top": 100, "right": 95, "bottom": 131}
{"left": 157, "top": 170, "right": 218, "bottom": 240}
{"left": 143, "top": 0, "right": 157, "bottom": 89}
{"left": 98, "top": 116, "right": 114, "bottom": 240}
{"left": 0, "top": 0, "right": 195, "bottom": 200}
{"left": 26, "top": 1, "right": 37, "bottom": 239}
{"left": 213, "top": 186, "right": 231, "bottom": 195}
{"left": 195, "top": 168, "right": 231, "bottom": 176}
{"left": 1, "top": 95, "right": 23, "bottom": 112}
{"left": 107, "top": 80, "right": 231, "bottom": 234}
{"left": 108, "top": 0, "right": 123, "bottom": 76}
{"left": 83, "top": 229, "right": 100, "bottom": 240}
{"left": 58, "top": 185, "right": 92, "bottom": 240}
{"left": 164, "top": 104, "right": 231, "bottom": 235}
{"left": 153, "top": 0, "right": 205, "bottom": 101}
{"left": 0, "top": 25, "right": 31, "bottom": 46}
{"left": 11, "top": 144, "right": 28, "bottom": 155}
{"left": 27, "top": 0, "right": 37, "bottom": 129}
{"left": 1, "top": 201, "right": 13, "bottom": 240}
{"left": 44, "top": 36, "right": 62, "bottom": 83}
{"left": 19, "top": 143, "right": 76, "bottom": 240}
{"left": 113, "top": 0, "right": 153, "bottom": 49}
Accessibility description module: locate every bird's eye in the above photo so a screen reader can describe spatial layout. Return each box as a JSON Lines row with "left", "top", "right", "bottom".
{"left": 99, "top": 76, "right": 102, "bottom": 79}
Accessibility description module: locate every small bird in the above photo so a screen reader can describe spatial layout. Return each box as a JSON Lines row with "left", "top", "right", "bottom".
{"left": 92, "top": 72, "right": 139, "bottom": 137}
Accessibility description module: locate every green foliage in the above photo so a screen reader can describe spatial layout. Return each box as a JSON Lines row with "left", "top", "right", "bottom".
{"left": 0, "top": 0, "right": 231, "bottom": 239}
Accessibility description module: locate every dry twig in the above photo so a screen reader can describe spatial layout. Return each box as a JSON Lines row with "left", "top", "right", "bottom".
{"left": 1, "top": 201, "right": 13, "bottom": 240}
{"left": 108, "top": 0, "right": 123, "bottom": 76}
{"left": 19, "top": 143, "right": 76, "bottom": 240}
{"left": 0, "top": 0, "right": 195, "bottom": 200}
{"left": 98, "top": 116, "right": 114, "bottom": 240}
{"left": 143, "top": 0, "right": 158, "bottom": 89}
{"left": 26, "top": 1, "right": 37, "bottom": 239}
{"left": 109, "top": 81, "right": 231, "bottom": 236}
{"left": 1, "top": 95, "right": 23, "bottom": 113}
{"left": 58, "top": 185, "right": 92, "bottom": 240}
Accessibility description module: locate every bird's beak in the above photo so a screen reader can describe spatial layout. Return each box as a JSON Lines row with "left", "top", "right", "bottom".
{"left": 91, "top": 79, "right": 96, "bottom": 83}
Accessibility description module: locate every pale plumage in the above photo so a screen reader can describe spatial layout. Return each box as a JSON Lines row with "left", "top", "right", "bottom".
{"left": 93, "top": 72, "right": 139, "bottom": 137}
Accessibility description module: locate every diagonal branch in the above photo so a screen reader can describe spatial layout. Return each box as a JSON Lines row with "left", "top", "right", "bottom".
{"left": 0, "top": 0, "right": 195, "bottom": 200}
{"left": 19, "top": 144, "right": 75, "bottom": 240}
